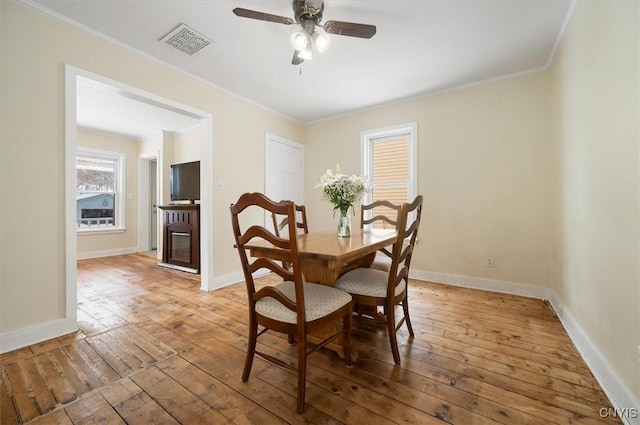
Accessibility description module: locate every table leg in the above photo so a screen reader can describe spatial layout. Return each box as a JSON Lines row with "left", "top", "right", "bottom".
{"left": 307, "top": 326, "right": 359, "bottom": 363}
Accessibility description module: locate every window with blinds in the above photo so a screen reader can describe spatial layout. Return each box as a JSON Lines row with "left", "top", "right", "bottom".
{"left": 362, "top": 123, "right": 417, "bottom": 228}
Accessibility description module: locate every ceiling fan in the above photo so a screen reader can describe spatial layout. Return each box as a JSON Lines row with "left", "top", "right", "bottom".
{"left": 233, "top": 0, "right": 376, "bottom": 65}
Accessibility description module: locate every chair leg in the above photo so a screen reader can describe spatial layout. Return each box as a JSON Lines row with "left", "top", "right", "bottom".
{"left": 242, "top": 316, "right": 258, "bottom": 382}
{"left": 296, "top": 333, "right": 307, "bottom": 413}
{"left": 356, "top": 303, "right": 362, "bottom": 319}
{"left": 342, "top": 306, "right": 353, "bottom": 367}
{"left": 387, "top": 304, "right": 401, "bottom": 365}
{"left": 402, "top": 292, "right": 414, "bottom": 337}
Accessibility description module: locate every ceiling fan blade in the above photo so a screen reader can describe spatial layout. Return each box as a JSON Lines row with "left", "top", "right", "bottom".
{"left": 323, "top": 20, "right": 376, "bottom": 39}
{"left": 292, "top": 50, "right": 304, "bottom": 66}
{"left": 233, "top": 8, "right": 295, "bottom": 25}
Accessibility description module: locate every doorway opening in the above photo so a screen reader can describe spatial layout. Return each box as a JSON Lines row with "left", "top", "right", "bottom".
{"left": 65, "top": 65, "right": 215, "bottom": 329}
{"left": 138, "top": 155, "right": 159, "bottom": 258}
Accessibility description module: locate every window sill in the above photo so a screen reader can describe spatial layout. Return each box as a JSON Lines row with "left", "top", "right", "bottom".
{"left": 77, "top": 227, "right": 126, "bottom": 235}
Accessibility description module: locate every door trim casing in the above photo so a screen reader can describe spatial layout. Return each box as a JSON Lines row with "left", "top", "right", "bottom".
{"left": 138, "top": 152, "right": 158, "bottom": 254}
{"left": 66, "top": 66, "right": 214, "bottom": 306}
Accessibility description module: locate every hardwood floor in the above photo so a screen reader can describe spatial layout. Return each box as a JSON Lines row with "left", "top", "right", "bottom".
{"left": 0, "top": 254, "right": 621, "bottom": 424}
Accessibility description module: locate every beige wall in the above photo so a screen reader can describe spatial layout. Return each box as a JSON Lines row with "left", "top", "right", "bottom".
{"left": 305, "top": 73, "right": 550, "bottom": 287}
{"left": 173, "top": 127, "right": 202, "bottom": 164}
{"left": 160, "top": 132, "right": 175, "bottom": 205}
{"left": 0, "top": 1, "right": 303, "bottom": 334}
{"left": 76, "top": 128, "right": 139, "bottom": 256}
{"left": 548, "top": 0, "right": 639, "bottom": 401}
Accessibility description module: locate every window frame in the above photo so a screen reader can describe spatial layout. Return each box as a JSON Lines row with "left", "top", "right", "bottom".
{"left": 361, "top": 122, "right": 418, "bottom": 209}
{"left": 76, "top": 146, "right": 126, "bottom": 234}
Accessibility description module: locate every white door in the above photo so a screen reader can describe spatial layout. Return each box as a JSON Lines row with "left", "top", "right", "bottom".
{"left": 265, "top": 134, "right": 304, "bottom": 228}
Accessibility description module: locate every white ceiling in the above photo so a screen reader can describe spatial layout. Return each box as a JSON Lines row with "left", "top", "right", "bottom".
{"left": 76, "top": 77, "right": 202, "bottom": 138}
{"left": 30, "top": 0, "right": 574, "bottom": 128}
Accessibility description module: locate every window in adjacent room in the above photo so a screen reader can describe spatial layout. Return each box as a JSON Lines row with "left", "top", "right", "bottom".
{"left": 76, "top": 147, "right": 125, "bottom": 231}
{"left": 361, "top": 122, "right": 417, "bottom": 228}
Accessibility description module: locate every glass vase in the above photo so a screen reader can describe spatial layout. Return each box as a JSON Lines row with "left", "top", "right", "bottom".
{"left": 337, "top": 209, "right": 351, "bottom": 238}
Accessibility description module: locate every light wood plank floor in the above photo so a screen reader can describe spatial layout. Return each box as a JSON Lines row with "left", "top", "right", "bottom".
{"left": 0, "top": 254, "right": 621, "bottom": 424}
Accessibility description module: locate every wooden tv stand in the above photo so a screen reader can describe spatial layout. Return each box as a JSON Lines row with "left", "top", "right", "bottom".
{"left": 158, "top": 204, "right": 200, "bottom": 274}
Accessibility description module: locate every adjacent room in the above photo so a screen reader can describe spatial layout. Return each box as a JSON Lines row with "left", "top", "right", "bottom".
{"left": 1, "top": 0, "right": 638, "bottom": 424}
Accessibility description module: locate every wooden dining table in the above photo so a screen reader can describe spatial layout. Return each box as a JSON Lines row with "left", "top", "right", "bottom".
{"left": 245, "top": 228, "right": 397, "bottom": 286}
{"left": 244, "top": 228, "right": 397, "bottom": 361}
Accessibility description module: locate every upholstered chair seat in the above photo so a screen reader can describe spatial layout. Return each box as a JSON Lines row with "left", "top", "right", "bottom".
{"left": 335, "top": 268, "right": 405, "bottom": 298}
{"left": 256, "top": 281, "right": 352, "bottom": 323}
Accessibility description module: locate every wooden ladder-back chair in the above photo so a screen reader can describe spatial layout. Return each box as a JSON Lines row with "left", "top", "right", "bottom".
{"left": 271, "top": 203, "right": 309, "bottom": 237}
{"left": 230, "top": 193, "right": 353, "bottom": 412}
{"left": 360, "top": 200, "right": 402, "bottom": 272}
{"left": 271, "top": 203, "right": 308, "bottom": 271}
{"left": 336, "top": 195, "right": 423, "bottom": 364}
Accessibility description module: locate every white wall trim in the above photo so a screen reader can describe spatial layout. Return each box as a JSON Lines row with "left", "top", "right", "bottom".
{"left": 545, "top": 0, "right": 579, "bottom": 69}
{"left": 137, "top": 151, "right": 160, "bottom": 256}
{"left": 411, "top": 269, "right": 552, "bottom": 300}
{"left": 198, "top": 116, "right": 215, "bottom": 291}
{"left": 76, "top": 247, "right": 138, "bottom": 260}
{"left": 546, "top": 293, "right": 640, "bottom": 425}
{"left": 64, "top": 67, "right": 78, "bottom": 328}
{"left": 412, "top": 268, "right": 639, "bottom": 424}
{"left": 0, "top": 319, "right": 78, "bottom": 354}
{"left": 211, "top": 269, "right": 270, "bottom": 292}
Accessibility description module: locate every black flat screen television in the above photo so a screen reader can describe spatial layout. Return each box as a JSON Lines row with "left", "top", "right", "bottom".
{"left": 170, "top": 161, "right": 200, "bottom": 203}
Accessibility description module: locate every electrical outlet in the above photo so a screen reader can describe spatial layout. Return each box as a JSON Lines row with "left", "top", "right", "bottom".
{"left": 485, "top": 256, "right": 495, "bottom": 268}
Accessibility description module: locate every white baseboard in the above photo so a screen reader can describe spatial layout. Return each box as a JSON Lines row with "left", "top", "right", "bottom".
{"left": 211, "top": 271, "right": 244, "bottom": 290}
{"left": 77, "top": 246, "right": 138, "bottom": 260}
{"left": 546, "top": 292, "right": 640, "bottom": 425}
{"left": 411, "top": 269, "right": 552, "bottom": 300}
{"left": 0, "top": 318, "right": 78, "bottom": 354}
{"left": 411, "top": 268, "right": 639, "bottom": 425}
{"left": 209, "top": 269, "right": 270, "bottom": 291}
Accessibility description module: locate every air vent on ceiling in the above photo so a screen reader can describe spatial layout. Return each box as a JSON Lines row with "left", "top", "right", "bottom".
{"left": 160, "top": 23, "right": 214, "bottom": 56}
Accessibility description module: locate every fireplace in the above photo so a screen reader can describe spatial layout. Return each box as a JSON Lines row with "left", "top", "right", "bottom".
{"left": 158, "top": 204, "right": 200, "bottom": 273}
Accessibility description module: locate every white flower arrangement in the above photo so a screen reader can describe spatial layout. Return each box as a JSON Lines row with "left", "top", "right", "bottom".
{"left": 316, "top": 164, "right": 368, "bottom": 215}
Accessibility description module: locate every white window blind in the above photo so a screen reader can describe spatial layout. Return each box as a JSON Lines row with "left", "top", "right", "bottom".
{"left": 362, "top": 123, "right": 417, "bottom": 228}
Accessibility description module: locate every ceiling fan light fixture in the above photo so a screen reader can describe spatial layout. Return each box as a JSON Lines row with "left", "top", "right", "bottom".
{"left": 312, "top": 32, "right": 331, "bottom": 53}
{"left": 233, "top": 2, "right": 376, "bottom": 66}
{"left": 299, "top": 45, "right": 313, "bottom": 60}
{"left": 290, "top": 31, "right": 309, "bottom": 51}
